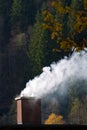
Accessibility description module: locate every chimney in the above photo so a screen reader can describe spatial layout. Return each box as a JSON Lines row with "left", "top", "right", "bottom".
{"left": 15, "top": 97, "right": 41, "bottom": 124}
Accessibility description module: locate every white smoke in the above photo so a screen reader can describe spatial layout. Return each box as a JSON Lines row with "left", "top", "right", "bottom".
{"left": 20, "top": 50, "right": 87, "bottom": 99}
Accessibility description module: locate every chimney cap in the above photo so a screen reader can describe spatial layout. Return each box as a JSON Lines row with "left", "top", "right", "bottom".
{"left": 15, "top": 96, "right": 36, "bottom": 101}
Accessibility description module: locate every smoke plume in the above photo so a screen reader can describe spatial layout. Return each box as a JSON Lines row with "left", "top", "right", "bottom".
{"left": 20, "top": 50, "right": 87, "bottom": 99}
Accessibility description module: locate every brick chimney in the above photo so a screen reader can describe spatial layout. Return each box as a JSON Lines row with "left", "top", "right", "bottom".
{"left": 15, "top": 97, "right": 41, "bottom": 124}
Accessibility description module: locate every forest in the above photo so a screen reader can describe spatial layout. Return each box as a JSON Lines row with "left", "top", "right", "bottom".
{"left": 0, "top": 0, "right": 87, "bottom": 125}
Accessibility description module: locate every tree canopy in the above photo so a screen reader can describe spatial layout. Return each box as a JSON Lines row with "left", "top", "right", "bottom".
{"left": 42, "top": 0, "right": 87, "bottom": 52}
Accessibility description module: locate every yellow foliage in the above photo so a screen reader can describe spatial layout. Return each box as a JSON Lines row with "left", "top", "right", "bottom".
{"left": 43, "top": 10, "right": 53, "bottom": 22}
{"left": 83, "top": 0, "right": 87, "bottom": 10}
{"left": 42, "top": 10, "right": 48, "bottom": 16}
{"left": 43, "top": 9, "right": 62, "bottom": 41}
{"left": 51, "top": 1, "right": 70, "bottom": 14}
{"left": 60, "top": 38, "right": 77, "bottom": 51}
{"left": 42, "top": 24, "right": 53, "bottom": 31}
{"left": 51, "top": 32, "right": 57, "bottom": 39}
{"left": 54, "top": 22, "right": 62, "bottom": 31}
{"left": 73, "top": 11, "right": 87, "bottom": 33}
{"left": 65, "top": 6, "right": 71, "bottom": 13}
{"left": 42, "top": 1, "right": 87, "bottom": 52}
{"left": 44, "top": 12, "right": 53, "bottom": 23}
{"left": 75, "top": 41, "right": 86, "bottom": 52}
{"left": 51, "top": 1, "right": 57, "bottom": 8}
{"left": 60, "top": 38, "right": 86, "bottom": 52}
{"left": 44, "top": 113, "right": 65, "bottom": 124}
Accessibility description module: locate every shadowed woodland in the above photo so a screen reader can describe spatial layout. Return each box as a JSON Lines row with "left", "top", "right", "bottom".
{"left": 0, "top": 0, "right": 87, "bottom": 125}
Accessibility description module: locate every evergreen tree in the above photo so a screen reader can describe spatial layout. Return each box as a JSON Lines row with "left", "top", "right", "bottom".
{"left": 68, "top": 96, "right": 87, "bottom": 124}
{"left": 66, "top": 0, "right": 83, "bottom": 48}
{"left": 21, "top": 0, "right": 37, "bottom": 30}
{"left": 10, "top": 0, "right": 22, "bottom": 31}
{"left": 28, "top": 3, "right": 63, "bottom": 77}
{"left": 28, "top": 10, "right": 47, "bottom": 77}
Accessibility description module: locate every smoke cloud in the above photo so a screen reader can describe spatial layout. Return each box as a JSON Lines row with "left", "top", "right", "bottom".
{"left": 20, "top": 50, "right": 87, "bottom": 99}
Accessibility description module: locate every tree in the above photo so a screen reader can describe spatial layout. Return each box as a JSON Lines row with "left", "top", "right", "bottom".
{"left": 21, "top": 0, "right": 37, "bottom": 29}
{"left": 28, "top": 3, "right": 65, "bottom": 77}
{"left": 68, "top": 79, "right": 87, "bottom": 103}
{"left": 44, "top": 113, "right": 65, "bottom": 124}
{"left": 68, "top": 98, "right": 82, "bottom": 124}
{"left": 28, "top": 3, "right": 58, "bottom": 77}
{"left": 68, "top": 96, "right": 87, "bottom": 124}
{"left": 42, "top": 0, "right": 87, "bottom": 52}
{"left": 67, "top": 0, "right": 87, "bottom": 52}
{"left": 81, "top": 96, "right": 87, "bottom": 123}
{"left": 10, "top": 0, "right": 22, "bottom": 32}
{"left": 28, "top": 10, "right": 47, "bottom": 77}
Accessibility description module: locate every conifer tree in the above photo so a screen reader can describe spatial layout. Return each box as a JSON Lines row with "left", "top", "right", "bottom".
{"left": 28, "top": 3, "right": 57, "bottom": 77}
{"left": 28, "top": 10, "right": 47, "bottom": 77}
{"left": 10, "top": 0, "right": 22, "bottom": 31}
{"left": 21, "top": 0, "right": 36, "bottom": 29}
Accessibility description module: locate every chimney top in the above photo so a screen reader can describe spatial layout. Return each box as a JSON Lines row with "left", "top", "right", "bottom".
{"left": 15, "top": 95, "right": 41, "bottom": 124}
{"left": 15, "top": 96, "right": 37, "bottom": 101}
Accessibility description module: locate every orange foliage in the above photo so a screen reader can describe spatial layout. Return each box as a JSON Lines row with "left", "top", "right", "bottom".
{"left": 44, "top": 113, "right": 65, "bottom": 124}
